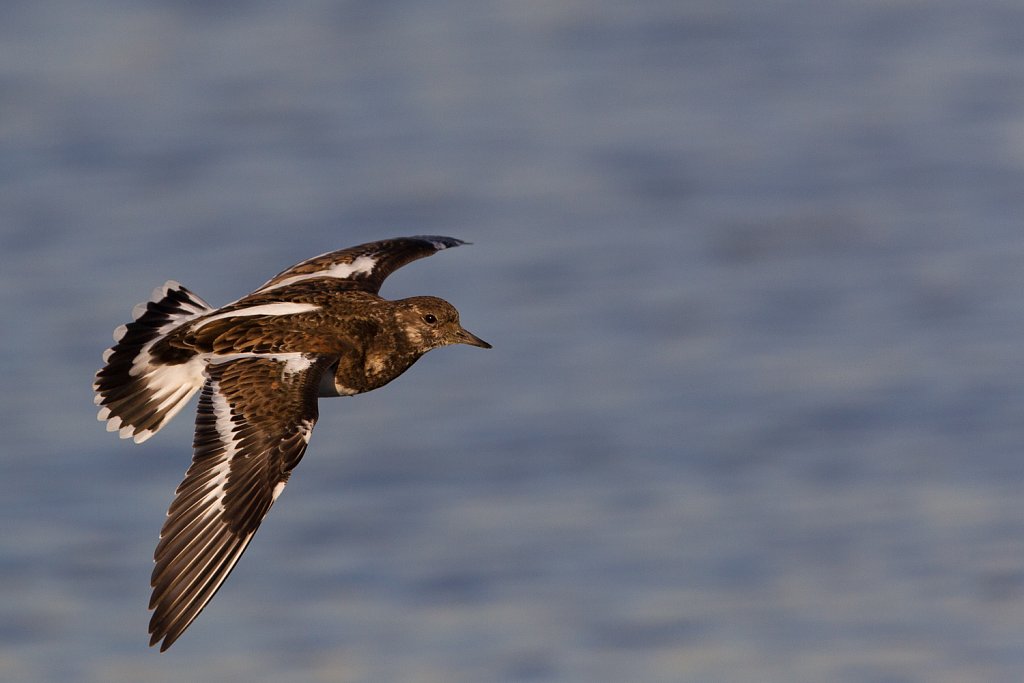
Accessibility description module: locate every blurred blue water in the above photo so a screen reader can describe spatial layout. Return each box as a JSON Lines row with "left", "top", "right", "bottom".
{"left": 4, "top": 1, "right": 1024, "bottom": 681}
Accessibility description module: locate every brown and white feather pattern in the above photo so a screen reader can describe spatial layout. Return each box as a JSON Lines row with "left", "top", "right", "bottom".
{"left": 94, "top": 235, "right": 488, "bottom": 650}
{"left": 255, "top": 235, "right": 466, "bottom": 294}
{"left": 94, "top": 281, "right": 213, "bottom": 443}
{"left": 148, "top": 353, "right": 330, "bottom": 651}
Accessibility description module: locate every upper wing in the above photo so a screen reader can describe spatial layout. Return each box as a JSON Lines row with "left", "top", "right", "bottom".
{"left": 254, "top": 235, "right": 467, "bottom": 295}
{"left": 148, "top": 353, "right": 333, "bottom": 651}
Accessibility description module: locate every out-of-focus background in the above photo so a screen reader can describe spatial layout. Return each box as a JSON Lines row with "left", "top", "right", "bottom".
{"left": 4, "top": 1, "right": 1024, "bottom": 681}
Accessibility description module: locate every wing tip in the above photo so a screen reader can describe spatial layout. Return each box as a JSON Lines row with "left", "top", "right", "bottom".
{"left": 149, "top": 628, "right": 177, "bottom": 652}
{"left": 410, "top": 235, "right": 470, "bottom": 250}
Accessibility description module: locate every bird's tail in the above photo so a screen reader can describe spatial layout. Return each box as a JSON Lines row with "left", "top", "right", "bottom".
{"left": 94, "top": 281, "right": 213, "bottom": 443}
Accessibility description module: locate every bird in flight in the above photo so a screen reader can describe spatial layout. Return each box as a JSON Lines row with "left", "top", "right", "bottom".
{"left": 94, "top": 236, "right": 490, "bottom": 651}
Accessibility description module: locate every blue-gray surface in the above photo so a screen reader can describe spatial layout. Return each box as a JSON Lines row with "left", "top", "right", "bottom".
{"left": 4, "top": 1, "right": 1024, "bottom": 681}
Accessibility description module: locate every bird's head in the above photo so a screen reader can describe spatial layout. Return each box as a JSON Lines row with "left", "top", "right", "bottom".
{"left": 395, "top": 296, "right": 491, "bottom": 351}
{"left": 393, "top": 296, "right": 489, "bottom": 352}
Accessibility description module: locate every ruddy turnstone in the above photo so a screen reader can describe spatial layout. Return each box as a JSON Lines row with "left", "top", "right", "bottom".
{"left": 94, "top": 236, "right": 490, "bottom": 651}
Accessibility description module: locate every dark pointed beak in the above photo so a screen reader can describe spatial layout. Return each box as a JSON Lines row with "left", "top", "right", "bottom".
{"left": 454, "top": 326, "right": 492, "bottom": 349}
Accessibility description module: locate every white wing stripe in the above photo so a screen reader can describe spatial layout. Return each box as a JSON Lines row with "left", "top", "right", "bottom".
{"left": 191, "top": 302, "right": 320, "bottom": 330}
{"left": 255, "top": 255, "right": 377, "bottom": 292}
{"left": 199, "top": 380, "right": 236, "bottom": 517}
{"left": 206, "top": 352, "right": 314, "bottom": 371}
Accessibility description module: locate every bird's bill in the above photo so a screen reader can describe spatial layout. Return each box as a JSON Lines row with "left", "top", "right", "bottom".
{"left": 454, "top": 326, "right": 492, "bottom": 349}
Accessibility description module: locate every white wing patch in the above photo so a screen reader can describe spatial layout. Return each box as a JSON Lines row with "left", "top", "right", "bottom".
{"left": 202, "top": 379, "right": 238, "bottom": 517}
{"left": 282, "top": 354, "right": 314, "bottom": 376}
{"left": 207, "top": 352, "right": 314, "bottom": 371}
{"left": 256, "top": 255, "right": 377, "bottom": 292}
{"left": 191, "top": 302, "right": 320, "bottom": 330}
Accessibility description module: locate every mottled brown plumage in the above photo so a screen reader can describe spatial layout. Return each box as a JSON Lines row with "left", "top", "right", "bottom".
{"left": 93, "top": 236, "right": 489, "bottom": 651}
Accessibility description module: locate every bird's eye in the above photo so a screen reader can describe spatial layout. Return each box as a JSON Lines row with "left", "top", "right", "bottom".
{"left": 423, "top": 314, "right": 438, "bottom": 325}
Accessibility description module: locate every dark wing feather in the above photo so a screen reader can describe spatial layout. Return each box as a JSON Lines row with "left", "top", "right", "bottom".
{"left": 254, "top": 235, "right": 467, "bottom": 295}
{"left": 148, "top": 353, "right": 332, "bottom": 651}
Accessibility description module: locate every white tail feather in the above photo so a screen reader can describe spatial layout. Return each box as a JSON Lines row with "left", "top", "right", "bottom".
{"left": 94, "top": 281, "right": 213, "bottom": 442}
